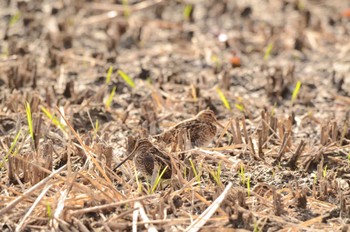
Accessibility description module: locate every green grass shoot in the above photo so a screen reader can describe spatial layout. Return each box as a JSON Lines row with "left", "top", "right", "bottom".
{"left": 150, "top": 166, "right": 168, "bottom": 194}
{"left": 297, "top": 0, "right": 305, "bottom": 10}
{"left": 118, "top": 70, "right": 135, "bottom": 88}
{"left": 122, "top": 0, "right": 130, "bottom": 17}
{"left": 253, "top": 221, "right": 260, "bottom": 232}
{"left": 263, "top": 43, "right": 273, "bottom": 61}
{"left": 323, "top": 165, "right": 327, "bottom": 178}
{"left": 146, "top": 77, "right": 152, "bottom": 85}
{"left": 271, "top": 102, "right": 277, "bottom": 116}
{"left": 46, "top": 201, "right": 52, "bottom": 219}
{"left": 9, "top": 12, "right": 21, "bottom": 27}
{"left": 291, "top": 81, "right": 302, "bottom": 103}
{"left": 211, "top": 54, "right": 221, "bottom": 70}
{"left": 105, "top": 66, "right": 113, "bottom": 84}
{"left": 25, "top": 102, "right": 34, "bottom": 140}
{"left": 239, "top": 164, "right": 245, "bottom": 184}
{"left": 93, "top": 119, "right": 99, "bottom": 140}
{"left": 235, "top": 103, "right": 244, "bottom": 112}
{"left": 246, "top": 176, "right": 251, "bottom": 197}
{"left": 105, "top": 86, "right": 117, "bottom": 109}
{"left": 210, "top": 161, "right": 222, "bottom": 186}
{"left": 189, "top": 158, "right": 200, "bottom": 184}
{"left": 348, "top": 152, "right": 350, "bottom": 165}
{"left": 216, "top": 87, "right": 231, "bottom": 110}
{"left": 0, "top": 129, "right": 21, "bottom": 169}
{"left": 183, "top": 4, "right": 193, "bottom": 21}
{"left": 41, "top": 107, "right": 66, "bottom": 132}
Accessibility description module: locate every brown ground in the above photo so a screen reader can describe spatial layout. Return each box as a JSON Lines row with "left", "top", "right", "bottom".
{"left": 0, "top": 0, "right": 350, "bottom": 231}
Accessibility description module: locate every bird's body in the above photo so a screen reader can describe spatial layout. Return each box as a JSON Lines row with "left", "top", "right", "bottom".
{"left": 115, "top": 139, "right": 172, "bottom": 179}
{"left": 154, "top": 109, "right": 219, "bottom": 148}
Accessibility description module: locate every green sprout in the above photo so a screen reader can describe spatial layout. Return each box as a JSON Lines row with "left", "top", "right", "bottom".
{"left": 239, "top": 165, "right": 245, "bottom": 184}
{"left": 25, "top": 102, "right": 34, "bottom": 140}
{"left": 105, "top": 86, "right": 117, "bottom": 109}
{"left": 118, "top": 70, "right": 135, "bottom": 88}
{"left": 210, "top": 161, "right": 222, "bottom": 186}
{"left": 0, "top": 129, "right": 21, "bottom": 169}
{"left": 235, "top": 103, "right": 244, "bottom": 112}
{"left": 150, "top": 166, "right": 168, "bottom": 194}
{"left": 46, "top": 201, "right": 52, "bottom": 219}
{"left": 323, "top": 165, "right": 327, "bottom": 178}
{"left": 216, "top": 87, "right": 231, "bottom": 110}
{"left": 271, "top": 102, "right": 277, "bottom": 116}
{"left": 291, "top": 81, "right": 302, "bottom": 103}
{"left": 189, "top": 158, "right": 200, "bottom": 184}
{"left": 253, "top": 221, "right": 260, "bottom": 232}
{"left": 105, "top": 66, "right": 113, "bottom": 84}
{"left": 211, "top": 54, "right": 221, "bottom": 71}
{"left": 41, "top": 107, "right": 66, "bottom": 132}
{"left": 122, "top": 0, "right": 130, "bottom": 17}
{"left": 183, "top": 4, "right": 193, "bottom": 21}
{"left": 93, "top": 119, "right": 99, "bottom": 140}
{"left": 263, "top": 43, "right": 273, "bottom": 61}
{"left": 297, "top": 0, "right": 305, "bottom": 10}
{"left": 9, "top": 12, "right": 21, "bottom": 27}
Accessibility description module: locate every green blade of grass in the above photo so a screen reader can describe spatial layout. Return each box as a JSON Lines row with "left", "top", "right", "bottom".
{"left": 25, "top": 102, "right": 34, "bottom": 140}
{"left": 183, "top": 4, "right": 193, "bottom": 21}
{"left": 95, "top": 119, "right": 99, "bottom": 133}
{"left": 189, "top": 158, "right": 200, "bottom": 184}
{"left": 41, "top": 107, "right": 66, "bottom": 132}
{"left": 210, "top": 161, "right": 222, "bottom": 186}
{"left": 9, "top": 12, "right": 21, "bottom": 27}
{"left": 122, "top": 0, "right": 130, "bottom": 17}
{"left": 239, "top": 165, "right": 245, "bottom": 184}
{"left": 323, "top": 165, "right": 327, "bottom": 178}
{"left": 291, "top": 81, "right": 302, "bottom": 103}
{"left": 0, "top": 129, "right": 21, "bottom": 168}
{"left": 235, "top": 103, "right": 244, "bottom": 112}
{"left": 118, "top": 70, "right": 135, "bottom": 88}
{"left": 105, "top": 66, "right": 113, "bottom": 84}
{"left": 216, "top": 87, "right": 231, "bottom": 110}
{"left": 105, "top": 86, "right": 117, "bottom": 109}
{"left": 46, "top": 201, "right": 52, "bottom": 219}
{"left": 264, "top": 43, "right": 273, "bottom": 61}
{"left": 151, "top": 166, "right": 168, "bottom": 193}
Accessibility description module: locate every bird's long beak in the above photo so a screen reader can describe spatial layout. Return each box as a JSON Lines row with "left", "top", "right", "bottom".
{"left": 113, "top": 150, "right": 136, "bottom": 171}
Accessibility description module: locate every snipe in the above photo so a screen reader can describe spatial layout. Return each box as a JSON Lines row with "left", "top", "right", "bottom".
{"left": 114, "top": 139, "right": 172, "bottom": 179}
{"left": 154, "top": 109, "right": 223, "bottom": 148}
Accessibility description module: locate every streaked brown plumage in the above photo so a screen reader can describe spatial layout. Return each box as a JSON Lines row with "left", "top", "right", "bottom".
{"left": 114, "top": 139, "right": 172, "bottom": 179}
{"left": 154, "top": 109, "right": 221, "bottom": 148}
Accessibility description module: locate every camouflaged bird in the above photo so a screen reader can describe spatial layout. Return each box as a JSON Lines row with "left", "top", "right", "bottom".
{"left": 153, "top": 109, "right": 221, "bottom": 148}
{"left": 114, "top": 138, "right": 172, "bottom": 179}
